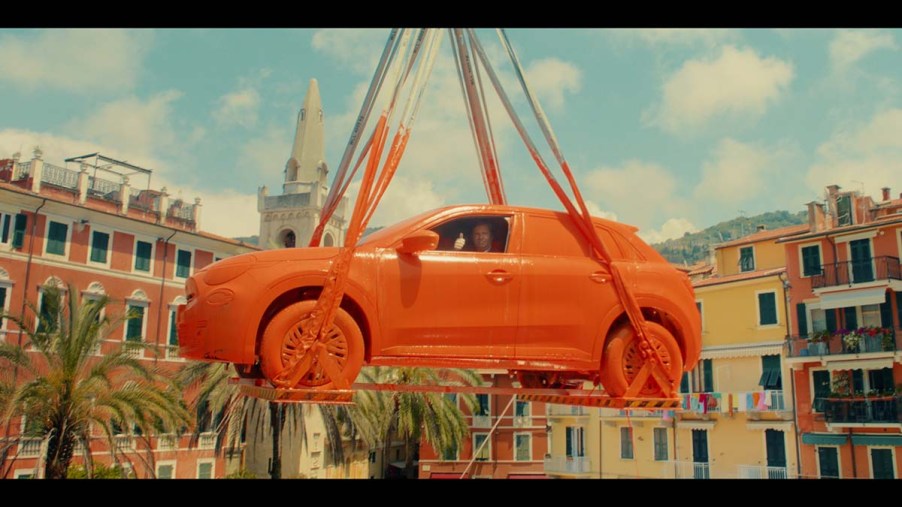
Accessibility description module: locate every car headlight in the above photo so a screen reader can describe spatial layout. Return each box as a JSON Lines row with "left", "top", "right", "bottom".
{"left": 203, "top": 258, "right": 256, "bottom": 286}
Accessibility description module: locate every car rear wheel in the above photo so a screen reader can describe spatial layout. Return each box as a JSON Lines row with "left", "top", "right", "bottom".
{"left": 599, "top": 321, "right": 683, "bottom": 398}
{"left": 260, "top": 301, "right": 364, "bottom": 390}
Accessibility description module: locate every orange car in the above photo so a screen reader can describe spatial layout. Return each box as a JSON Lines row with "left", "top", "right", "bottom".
{"left": 177, "top": 205, "right": 700, "bottom": 397}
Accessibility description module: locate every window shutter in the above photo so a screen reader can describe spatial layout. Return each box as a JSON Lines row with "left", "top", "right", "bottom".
{"left": 135, "top": 241, "right": 152, "bottom": 272}
{"left": 1, "top": 214, "right": 10, "bottom": 243}
{"left": 758, "top": 293, "right": 777, "bottom": 325}
{"left": 12, "top": 213, "right": 27, "bottom": 249}
{"left": 90, "top": 231, "right": 109, "bottom": 263}
{"left": 825, "top": 309, "right": 837, "bottom": 333}
{"left": 843, "top": 307, "right": 857, "bottom": 330}
{"left": 796, "top": 303, "right": 808, "bottom": 336}
{"left": 703, "top": 359, "right": 714, "bottom": 392}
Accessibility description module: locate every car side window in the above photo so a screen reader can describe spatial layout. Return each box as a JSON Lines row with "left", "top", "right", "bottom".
{"left": 594, "top": 226, "right": 627, "bottom": 260}
{"left": 523, "top": 215, "right": 590, "bottom": 257}
{"left": 429, "top": 216, "right": 511, "bottom": 253}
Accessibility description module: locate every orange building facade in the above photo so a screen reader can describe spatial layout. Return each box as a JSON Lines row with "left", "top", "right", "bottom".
{"left": 417, "top": 371, "right": 548, "bottom": 479}
{"left": 781, "top": 185, "right": 902, "bottom": 479}
{"left": 0, "top": 152, "right": 257, "bottom": 478}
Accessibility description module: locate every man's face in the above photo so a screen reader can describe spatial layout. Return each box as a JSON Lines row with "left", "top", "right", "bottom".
{"left": 472, "top": 224, "right": 492, "bottom": 252}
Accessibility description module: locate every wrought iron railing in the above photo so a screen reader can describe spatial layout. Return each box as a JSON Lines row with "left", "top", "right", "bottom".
{"left": 811, "top": 256, "right": 901, "bottom": 288}
{"left": 547, "top": 404, "right": 588, "bottom": 416}
{"left": 40, "top": 163, "right": 78, "bottom": 190}
{"left": 786, "top": 332, "right": 898, "bottom": 358}
{"left": 738, "top": 465, "right": 789, "bottom": 479}
{"left": 824, "top": 395, "right": 902, "bottom": 425}
{"left": 544, "top": 455, "right": 591, "bottom": 474}
{"left": 661, "top": 460, "right": 711, "bottom": 479}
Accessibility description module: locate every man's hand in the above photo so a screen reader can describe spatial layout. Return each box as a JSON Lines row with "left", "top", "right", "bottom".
{"left": 453, "top": 232, "right": 465, "bottom": 250}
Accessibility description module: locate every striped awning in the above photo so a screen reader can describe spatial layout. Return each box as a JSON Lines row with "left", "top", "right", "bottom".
{"left": 814, "top": 287, "right": 888, "bottom": 311}
{"left": 747, "top": 420, "right": 794, "bottom": 431}
{"left": 699, "top": 343, "right": 784, "bottom": 360}
{"left": 825, "top": 358, "right": 894, "bottom": 372}
{"left": 851, "top": 434, "right": 902, "bottom": 446}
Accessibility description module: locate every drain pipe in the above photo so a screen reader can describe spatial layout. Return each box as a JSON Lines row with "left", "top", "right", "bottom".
{"left": 1, "top": 198, "right": 46, "bottom": 476}
{"left": 779, "top": 272, "right": 803, "bottom": 479}
{"left": 154, "top": 230, "right": 177, "bottom": 364}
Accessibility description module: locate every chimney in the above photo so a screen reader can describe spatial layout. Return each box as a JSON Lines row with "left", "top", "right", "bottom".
{"left": 756, "top": 224, "right": 766, "bottom": 232}
{"left": 807, "top": 201, "right": 826, "bottom": 232}
{"left": 826, "top": 184, "right": 841, "bottom": 197}
{"left": 882, "top": 187, "right": 891, "bottom": 201}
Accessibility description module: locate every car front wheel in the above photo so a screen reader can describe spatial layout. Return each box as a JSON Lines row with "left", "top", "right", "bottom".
{"left": 599, "top": 321, "right": 683, "bottom": 398}
{"left": 259, "top": 300, "right": 364, "bottom": 390}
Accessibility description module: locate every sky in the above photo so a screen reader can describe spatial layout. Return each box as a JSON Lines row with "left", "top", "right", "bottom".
{"left": 1, "top": 28, "right": 900, "bottom": 243}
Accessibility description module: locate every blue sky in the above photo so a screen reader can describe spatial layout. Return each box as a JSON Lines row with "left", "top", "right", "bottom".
{"left": 1, "top": 28, "right": 900, "bottom": 243}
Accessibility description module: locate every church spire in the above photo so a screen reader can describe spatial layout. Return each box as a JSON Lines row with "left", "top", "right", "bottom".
{"left": 284, "top": 79, "right": 327, "bottom": 190}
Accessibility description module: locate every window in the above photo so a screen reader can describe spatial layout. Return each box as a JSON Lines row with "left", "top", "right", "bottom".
{"left": 801, "top": 245, "right": 822, "bottom": 277}
{"left": 125, "top": 304, "right": 146, "bottom": 342}
{"left": 11, "top": 213, "right": 27, "bottom": 249}
{"left": 836, "top": 195, "right": 853, "bottom": 226}
{"left": 654, "top": 428, "right": 668, "bottom": 461}
{"left": 46, "top": 220, "right": 68, "bottom": 256}
{"left": 758, "top": 291, "right": 778, "bottom": 326}
{"left": 176, "top": 249, "right": 192, "bottom": 278}
{"left": 871, "top": 448, "right": 895, "bottom": 479}
{"left": 156, "top": 463, "right": 175, "bottom": 479}
{"left": 739, "top": 246, "right": 755, "bottom": 272}
{"left": 860, "top": 304, "right": 881, "bottom": 328}
{"left": 430, "top": 215, "right": 511, "bottom": 254}
{"left": 197, "top": 461, "right": 214, "bottom": 479}
{"left": 817, "top": 447, "right": 840, "bottom": 478}
{"left": 444, "top": 393, "right": 458, "bottom": 408}
{"left": 696, "top": 301, "right": 704, "bottom": 331}
{"left": 441, "top": 440, "right": 459, "bottom": 461}
{"left": 812, "top": 370, "right": 831, "bottom": 412}
{"left": 134, "top": 240, "right": 153, "bottom": 272}
{"left": 0, "top": 212, "right": 11, "bottom": 245}
{"left": 620, "top": 427, "right": 634, "bottom": 459}
{"left": 684, "top": 359, "right": 714, "bottom": 393}
{"left": 13, "top": 470, "right": 34, "bottom": 479}
{"left": 0, "top": 285, "right": 7, "bottom": 330}
{"left": 515, "top": 400, "right": 530, "bottom": 419}
{"left": 565, "top": 427, "right": 584, "bottom": 458}
{"left": 759, "top": 355, "right": 782, "bottom": 390}
{"left": 475, "top": 394, "right": 490, "bottom": 417}
{"left": 514, "top": 433, "right": 531, "bottom": 461}
{"left": 89, "top": 230, "right": 110, "bottom": 264}
{"left": 473, "top": 433, "right": 490, "bottom": 461}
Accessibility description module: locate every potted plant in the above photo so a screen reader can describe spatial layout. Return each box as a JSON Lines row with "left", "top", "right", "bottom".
{"left": 808, "top": 330, "right": 831, "bottom": 355}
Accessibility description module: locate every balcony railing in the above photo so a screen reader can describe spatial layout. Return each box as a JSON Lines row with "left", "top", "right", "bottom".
{"left": 40, "top": 163, "right": 78, "bottom": 190}
{"left": 544, "top": 455, "right": 591, "bottom": 474}
{"left": 114, "top": 435, "right": 135, "bottom": 451}
{"left": 547, "top": 404, "right": 588, "bottom": 416}
{"left": 811, "top": 256, "right": 901, "bottom": 288}
{"left": 824, "top": 396, "right": 902, "bottom": 425}
{"left": 513, "top": 415, "right": 532, "bottom": 427}
{"left": 198, "top": 432, "right": 216, "bottom": 450}
{"left": 87, "top": 175, "right": 121, "bottom": 202}
{"left": 157, "top": 434, "right": 178, "bottom": 451}
{"left": 748, "top": 390, "right": 786, "bottom": 412}
{"left": 786, "top": 332, "right": 899, "bottom": 358}
{"left": 12, "top": 161, "right": 31, "bottom": 181}
{"left": 681, "top": 393, "right": 722, "bottom": 414}
{"left": 738, "top": 465, "right": 789, "bottom": 479}
{"left": 472, "top": 415, "right": 492, "bottom": 428}
{"left": 661, "top": 460, "right": 710, "bottom": 479}
{"left": 19, "top": 438, "right": 42, "bottom": 458}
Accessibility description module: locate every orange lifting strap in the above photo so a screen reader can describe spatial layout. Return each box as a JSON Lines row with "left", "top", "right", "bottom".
{"left": 274, "top": 28, "right": 676, "bottom": 399}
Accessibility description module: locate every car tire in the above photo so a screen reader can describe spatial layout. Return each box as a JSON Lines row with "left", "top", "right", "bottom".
{"left": 599, "top": 321, "right": 683, "bottom": 398}
{"left": 259, "top": 300, "right": 364, "bottom": 390}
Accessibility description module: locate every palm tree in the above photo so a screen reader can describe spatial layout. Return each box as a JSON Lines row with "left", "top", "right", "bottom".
{"left": 0, "top": 283, "right": 190, "bottom": 479}
{"left": 178, "top": 361, "right": 362, "bottom": 479}
{"left": 354, "top": 367, "right": 482, "bottom": 479}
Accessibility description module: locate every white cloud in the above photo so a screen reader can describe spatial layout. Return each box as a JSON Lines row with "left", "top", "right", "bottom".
{"left": 0, "top": 29, "right": 151, "bottom": 93}
{"left": 829, "top": 30, "right": 897, "bottom": 70}
{"left": 807, "top": 108, "right": 902, "bottom": 199}
{"left": 237, "top": 125, "right": 292, "bottom": 183}
{"left": 583, "top": 160, "right": 689, "bottom": 232}
{"left": 191, "top": 190, "right": 259, "bottom": 238}
{"left": 351, "top": 175, "right": 447, "bottom": 228}
{"left": 693, "top": 138, "right": 784, "bottom": 204}
{"left": 62, "top": 91, "right": 184, "bottom": 165}
{"left": 0, "top": 129, "right": 104, "bottom": 163}
{"left": 584, "top": 200, "right": 618, "bottom": 222}
{"left": 524, "top": 58, "right": 582, "bottom": 111}
{"left": 646, "top": 45, "right": 794, "bottom": 133}
{"left": 610, "top": 28, "right": 737, "bottom": 48}
{"left": 311, "top": 29, "right": 389, "bottom": 74}
{"left": 213, "top": 88, "right": 261, "bottom": 128}
{"left": 638, "top": 218, "right": 699, "bottom": 244}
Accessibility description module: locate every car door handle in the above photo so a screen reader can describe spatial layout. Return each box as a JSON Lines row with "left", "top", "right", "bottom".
{"left": 589, "top": 272, "right": 609, "bottom": 284}
{"left": 486, "top": 269, "right": 514, "bottom": 284}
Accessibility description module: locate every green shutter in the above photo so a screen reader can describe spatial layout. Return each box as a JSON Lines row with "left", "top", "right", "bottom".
{"left": 843, "top": 307, "right": 857, "bottom": 330}
{"left": 826, "top": 309, "right": 837, "bottom": 333}
{"left": 871, "top": 449, "right": 895, "bottom": 479}
{"left": 1, "top": 214, "right": 10, "bottom": 243}
{"left": 896, "top": 292, "right": 902, "bottom": 329}
{"left": 90, "top": 231, "right": 109, "bottom": 263}
{"left": 0, "top": 286, "right": 6, "bottom": 328}
{"left": 759, "top": 292, "right": 777, "bottom": 325}
{"left": 47, "top": 221, "right": 67, "bottom": 255}
{"left": 12, "top": 213, "right": 27, "bottom": 249}
{"left": 802, "top": 246, "right": 822, "bottom": 277}
{"left": 879, "top": 299, "right": 893, "bottom": 329}
{"left": 703, "top": 359, "right": 714, "bottom": 392}
{"left": 135, "top": 241, "right": 152, "bottom": 272}
{"left": 812, "top": 371, "right": 831, "bottom": 412}
{"left": 765, "top": 430, "right": 787, "bottom": 468}
{"left": 565, "top": 427, "right": 573, "bottom": 457}
{"left": 126, "top": 305, "right": 144, "bottom": 342}
{"left": 681, "top": 372, "right": 689, "bottom": 393}
{"left": 176, "top": 249, "right": 192, "bottom": 278}
{"left": 797, "top": 303, "right": 808, "bottom": 336}
{"left": 169, "top": 311, "right": 179, "bottom": 346}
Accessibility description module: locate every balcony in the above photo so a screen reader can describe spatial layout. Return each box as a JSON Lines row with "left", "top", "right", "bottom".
{"left": 748, "top": 390, "right": 786, "bottom": 413}
{"left": 737, "top": 465, "right": 790, "bottom": 479}
{"left": 660, "top": 461, "right": 710, "bottom": 479}
{"left": 811, "top": 256, "right": 901, "bottom": 289}
{"left": 786, "top": 331, "right": 898, "bottom": 359}
{"left": 157, "top": 434, "right": 178, "bottom": 451}
{"left": 547, "top": 404, "right": 588, "bottom": 417}
{"left": 824, "top": 396, "right": 902, "bottom": 426}
{"left": 198, "top": 432, "right": 216, "bottom": 450}
{"left": 544, "top": 455, "right": 591, "bottom": 474}
{"left": 681, "top": 393, "right": 723, "bottom": 414}
{"left": 18, "top": 438, "right": 42, "bottom": 458}
{"left": 472, "top": 415, "right": 492, "bottom": 428}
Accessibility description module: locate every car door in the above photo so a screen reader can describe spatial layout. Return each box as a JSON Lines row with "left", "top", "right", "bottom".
{"left": 376, "top": 213, "right": 520, "bottom": 358}
{"left": 516, "top": 213, "right": 620, "bottom": 361}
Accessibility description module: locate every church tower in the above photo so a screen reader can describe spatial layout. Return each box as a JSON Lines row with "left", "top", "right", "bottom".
{"left": 258, "top": 79, "right": 347, "bottom": 249}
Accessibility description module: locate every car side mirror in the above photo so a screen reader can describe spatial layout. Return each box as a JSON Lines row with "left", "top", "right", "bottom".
{"left": 397, "top": 230, "right": 439, "bottom": 255}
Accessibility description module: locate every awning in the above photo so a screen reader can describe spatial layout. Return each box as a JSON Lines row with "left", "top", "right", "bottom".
{"left": 430, "top": 473, "right": 464, "bottom": 479}
{"left": 700, "top": 343, "right": 783, "bottom": 360}
{"left": 507, "top": 474, "right": 548, "bottom": 479}
{"left": 747, "top": 421, "right": 794, "bottom": 431}
{"left": 851, "top": 434, "right": 902, "bottom": 446}
{"left": 758, "top": 369, "right": 782, "bottom": 389}
{"left": 825, "top": 358, "right": 894, "bottom": 372}
{"left": 817, "top": 287, "right": 888, "bottom": 310}
{"left": 802, "top": 433, "right": 849, "bottom": 445}
{"left": 676, "top": 420, "right": 716, "bottom": 430}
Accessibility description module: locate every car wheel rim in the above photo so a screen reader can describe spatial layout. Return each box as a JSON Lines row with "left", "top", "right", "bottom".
{"left": 622, "top": 333, "right": 674, "bottom": 396}
{"left": 280, "top": 318, "right": 349, "bottom": 388}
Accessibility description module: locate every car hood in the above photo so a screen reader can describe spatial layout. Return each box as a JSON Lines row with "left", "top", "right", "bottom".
{"left": 248, "top": 247, "right": 342, "bottom": 263}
